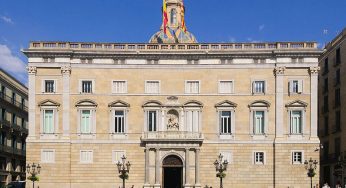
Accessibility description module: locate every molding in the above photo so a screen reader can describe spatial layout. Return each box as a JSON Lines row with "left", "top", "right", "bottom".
{"left": 27, "top": 66, "right": 37, "bottom": 74}
{"left": 61, "top": 65, "right": 71, "bottom": 74}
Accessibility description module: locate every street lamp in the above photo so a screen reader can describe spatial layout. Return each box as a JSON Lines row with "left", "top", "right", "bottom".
{"left": 116, "top": 155, "right": 131, "bottom": 188}
{"left": 304, "top": 158, "right": 318, "bottom": 188}
{"left": 26, "top": 163, "right": 41, "bottom": 188}
{"left": 213, "top": 153, "right": 228, "bottom": 188}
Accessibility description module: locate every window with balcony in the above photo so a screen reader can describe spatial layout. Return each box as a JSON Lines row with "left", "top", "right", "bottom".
{"left": 112, "top": 81, "right": 127, "bottom": 94}
{"left": 252, "top": 80, "right": 266, "bottom": 94}
{"left": 12, "top": 114, "right": 16, "bottom": 126}
{"left": 249, "top": 101, "right": 270, "bottom": 136}
{"left": 286, "top": 100, "right": 307, "bottom": 136}
{"left": 76, "top": 100, "right": 97, "bottom": 136}
{"left": 219, "top": 81, "right": 234, "bottom": 94}
{"left": 148, "top": 111, "right": 158, "bottom": 132}
{"left": 185, "top": 81, "right": 200, "bottom": 94}
{"left": 289, "top": 80, "right": 303, "bottom": 94}
{"left": 143, "top": 101, "right": 162, "bottom": 133}
{"left": 109, "top": 101, "right": 129, "bottom": 137}
{"left": 292, "top": 151, "right": 303, "bottom": 164}
{"left": 254, "top": 152, "right": 265, "bottom": 165}
{"left": 39, "top": 100, "right": 60, "bottom": 136}
{"left": 145, "top": 81, "right": 160, "bottom": 94}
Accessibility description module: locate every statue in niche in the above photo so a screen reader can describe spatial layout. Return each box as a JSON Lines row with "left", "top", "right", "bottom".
{"left": 167, "top": 109, "right": 179, "bottom": 131}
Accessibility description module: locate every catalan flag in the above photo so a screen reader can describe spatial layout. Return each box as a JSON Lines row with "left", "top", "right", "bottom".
{"left": 163, "top": 0, "right": 169, "bottom": 35}
{"left": 181, "top": 0, "right": 187, "bottom": 32}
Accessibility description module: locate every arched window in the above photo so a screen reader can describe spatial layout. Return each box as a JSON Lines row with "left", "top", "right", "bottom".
{"left": 170, "top": 9, "right": 177, "bottom": 25}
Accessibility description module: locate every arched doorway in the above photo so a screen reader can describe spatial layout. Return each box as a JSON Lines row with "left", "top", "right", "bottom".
{"left": 162, "top": 155, "right": 183, "bottom": 188}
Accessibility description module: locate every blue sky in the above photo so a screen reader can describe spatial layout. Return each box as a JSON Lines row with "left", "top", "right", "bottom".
{"left": 0, "top": 0, "right": 345, "bottom": 85}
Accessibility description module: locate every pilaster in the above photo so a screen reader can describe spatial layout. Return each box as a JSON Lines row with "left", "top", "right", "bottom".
{"left": 184, "top": 148, "right": 192, "bottom": 188}
{"left": 194, "top": 148, "right": 201, "bottom": 188}
{"left": 309, "top": 66, "right": 320, "bottom": 139}
{"left": 27, "top": 66, "right": 37, "bottom": 139}
{"left": 143, "top": 147, "right": 151, "bottom": 188}
{"left": 274, "top": 66, "right": 285, "bottom": 138}
{"left": 61, "top": 65, "right": 71, "bottom": 138}
{"left": 154, "top": 147, "right": 161, "bottom": 188}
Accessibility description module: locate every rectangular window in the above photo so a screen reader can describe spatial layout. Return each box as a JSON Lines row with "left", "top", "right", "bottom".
{"left": 185, "top": 110, "right": 200, "bottom": 132}
{"left": 0, "top": 109, "right": 5, "bottom": 121}
{"left": 254, "top": 152, "right": 264, "bottom": 164}
{"left": 112, "top": 151, "right": 125, "bottom": 164}
{"left": 41, "top": 150, "right": 55, "bottom": 163}
{"left": 254, "top": 111, "right": 265, "bottom": 134}
{"left": 220, "top": 111, "right": 231, "bottom": 135}
{"left": 324, "top": 78, "right": 328, "bottom": 93}
{"left": 290, "top": 111, "right": 302, "bottom": 134}
{"left": 44, "top": 80, "right": 55, "bottom": 93}
{"left": 292, "top": 151, "right": 303, "bottom": 164}
{"left": 290, "top": 80, "right": 303, "bottom": 94}
{"left": 336, "top": 111, "right": 341, "bottom": 131}
{"left": 43, "top": 110, "right": 54, "bottom": 134}
{"left": 12, "top": 93, "right": 16, "bottom": 104}
{"left": 81, "top": 81, "right": 93, "bottom": 93}
{"left": 323, "top": 95, "right": 329, "bottom": 113}
{"left": 219, "top": 81, "right": 234, "bottom": 94}
{"left": 114, "top": 111, "right": 125, "bottom": 133}
{"left": 335, "top": 138, "right": 341, "bottom": 157}
{"left": 80, "top": 150, "right": 93, "bottom": 163}
{"left": 12, "top": 114, "right": 16, "bottom": 125}
{"left": 336, "top": 48, "right": 341, "bottom": 65}
{"left": 253, "top": 81, "right": 265, "bottom": 94}
{"left": 220, "top": 151, "right": 231, "bottom": 163}
{"left": 324, "top": 116, "right": 329, "bottom": 136}
{"left": 145, "top": 81, "right": 160, "bottom": 94}
{"left": 335, "top": 88, "right": 341, "bottom": 107}
{"left": 336, "top": 69, "right": 340, "bottom": 85}
{"left": 112, "top": 81, "right": 127, "bottom": 94}
{"left": 324, "top": 58, "right": 329, "bottom": 73}
{"left": 185, "top": 81, "right": 200, "bottom": 94}
{"left": 80, "top": 110, "right": 92, "bottom": 134}
{"left": 148, "top": 111, "right": 157, "bottom": 132}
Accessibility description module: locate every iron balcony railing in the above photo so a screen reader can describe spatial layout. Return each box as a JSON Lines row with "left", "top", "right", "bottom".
{"left": 0, "top": 93, "right": 28, "bottom": 112}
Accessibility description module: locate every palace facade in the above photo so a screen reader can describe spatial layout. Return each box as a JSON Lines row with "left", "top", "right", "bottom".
{"left": 23, "top": 0, "right": 322, "bottom": 187}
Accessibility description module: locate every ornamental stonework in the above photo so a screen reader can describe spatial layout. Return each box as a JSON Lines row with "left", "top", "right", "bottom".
{"left": 274, "top": 66, "right": 286, "bottom": 76}
{"left": 309, "top": 66, "right": 320, "bottom": 75}
{"left": 27, "top": 66, "right": 37, "bottom": 74}
{"left": 61, "top": 66, "right": 71, "bottom": 74}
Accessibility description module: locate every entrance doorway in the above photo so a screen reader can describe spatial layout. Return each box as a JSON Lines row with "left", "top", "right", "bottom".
{"left": 162, "top": 155, "right": 183, "bottom": 188}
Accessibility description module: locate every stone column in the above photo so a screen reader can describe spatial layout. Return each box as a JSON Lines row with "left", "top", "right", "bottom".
{"left": 185, "top": 148, "right": 191, "bottom": 187}
{"left": 27, "top": 66, "right": 37, "bottom": 139}
{"left": 154, "top": 148, "right": 160, "bottom": 187}
{"left": 310, "top": 67, "right": 320, "bottom": 138}
{"left": 61, "top": 66, "right": 71, "bottom": 138}
{"left": 195, "top": 148, "right": 201, "bottom": 188}
{"left": 274, "top": 67, "right": 285, "bottom": 137}
{"left": 144, "top": 147, "right": 150, "bottom": 187}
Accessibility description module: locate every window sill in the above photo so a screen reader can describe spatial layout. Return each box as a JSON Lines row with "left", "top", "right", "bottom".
{"left": 110, "top": 133, "right": 128, "bottom": 139}
{"left": 288, "top": 134, "right": 304, "bottom": 140}
{"left": 77, "top": 134, "right": 96, "bottom": 139}
{"left": 40, "top": 134, "right": 59, "bottom": 139}
{"left": 251, "top": 134, "right": 267, "bottom": 140}
{"left": 219, "top": 134, "right": 234, "bottom": 140}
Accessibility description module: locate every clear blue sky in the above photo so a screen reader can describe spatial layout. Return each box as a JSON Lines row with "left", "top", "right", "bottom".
{"left": 0, "top": 0, "right": 345, "bottom": 85}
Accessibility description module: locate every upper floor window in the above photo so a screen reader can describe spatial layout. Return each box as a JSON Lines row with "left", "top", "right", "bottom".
{"left": 184, "top": 101, "right": 203, "bottom": 133}
{"left": 252, "top": 80, "right": 266, "bottom": 94}
{"left": 324, "top": 58, "right": 329, "bottom": 73}
{"left": 145, "top": 81, "right": 160, "bottom": 94}
{"left": 249, "top": 101, "right": 270, "bottom": 136}
{"left": 79, "top": 80, "right": 94, "bottom": 94}
{"left": 289, "top": 80, "right": 303, "bottom": 94}
{"left": 76, "top": 100, "right": 97, "bottom": 137}
{"left": 285, "top": 100, "right": 307, "bottom": 135}
{"left": 219, "top": 81, "right": 234, "bottom": 94}
{"left": 335, "top": 69, "right": 340, "bottom": 85}
{"left": 112, "top": 81, "right": 127, "bottom": 94}
{"left": 215, "top": 101, "right": 237, "bottom": 139}
{"left": 109, "top": 101, "right": 129, "bottom": 137}
{"left": 185, "top": 81, "right": 200, "bottom": 94}
{"left": 43, "top": 80, "right": 56, "bottom": 93}
{"left": 143, "top": 101, "right": 162, "bottom": 132}
{"left": 38, "top": 100, "right": 60, "bottom": 135}
{"left": 336, "top": 48, "right": 341, "bottom": 65}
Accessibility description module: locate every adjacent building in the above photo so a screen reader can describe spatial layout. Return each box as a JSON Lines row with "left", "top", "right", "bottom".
{"left": 23, "top": 0, "right": 322, "bottom": 187}
{"left": 319, "top": 28, "right": 346, "bottom": 186}
{"left": 0, "top": 69, "right": 28, "bottom": 186}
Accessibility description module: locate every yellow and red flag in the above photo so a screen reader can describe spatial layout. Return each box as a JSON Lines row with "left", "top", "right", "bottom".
{"left": 163, "top": 0, "right": 169, "bottom": 35}
{"left": 181, "top": 0, "right": 187, "bottom": 32}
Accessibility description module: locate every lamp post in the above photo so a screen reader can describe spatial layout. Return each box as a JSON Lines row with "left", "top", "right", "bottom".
{"left": 213, "top": 153, "right": 228, "bottom": 188}
{"left": 304, "top": 158, "right": 318, "bottom": 188}
{"left": 116, "top": 155, "right": 131, "bottom": 188}
{"left": 26, "top": 163, "right": 41, "bottom": 188}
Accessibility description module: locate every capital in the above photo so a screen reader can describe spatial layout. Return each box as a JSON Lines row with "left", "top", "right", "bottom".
{"left": 274, "top": 66, "right": 286, "bottom": 76}
{"left": 309, "top": 66, "right": 320, "bottom": 75}
{"left": 61, "top": 66, "right": 71, "bottom": 75}
{"left": 27, "top": 66, "right": 37, "bottom": 75}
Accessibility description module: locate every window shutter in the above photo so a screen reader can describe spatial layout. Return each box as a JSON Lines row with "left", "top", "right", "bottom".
{"left": 252, "top": 82, "right": 255, "bottom": 94}
{"left": 298, "top": 80, "right": 303, "bottom": 93}
{"left": 289, "top": 81, "right": 293, "bottom": 94}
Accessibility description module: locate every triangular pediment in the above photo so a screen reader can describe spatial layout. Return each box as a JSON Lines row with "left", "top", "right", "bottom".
{"left": 108, "top": 100, "right": 130, "bottom": 107}
{"left": 75, "top": 99, "right": 97, "bottom": 107}
{"left": 215, "top": 100, "right": 237, "bottom": 108}
{"left": 142, "top": 100, "right": 163, "bottom": 107}
{"left": 38, "top": 99, "right": 60, "bottom": 107}
{"left": 249, "top": 100, "right": 270, "bottom": 108}
{"left": 285, "top": 100, "right": 308, "bottom": 108}
{"left": 183, "top": 100, "right": 203, "bottom": 108}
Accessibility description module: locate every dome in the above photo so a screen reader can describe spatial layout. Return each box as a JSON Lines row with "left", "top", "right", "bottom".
{"left": 149, "top": 27, "right": 197, "bottom": 44}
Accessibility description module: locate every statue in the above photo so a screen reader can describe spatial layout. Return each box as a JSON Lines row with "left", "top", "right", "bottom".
{"left": 167, "top": 113, "right": 179, "bottom": 130}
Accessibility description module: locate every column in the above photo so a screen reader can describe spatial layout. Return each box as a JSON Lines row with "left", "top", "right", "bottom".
{"left": 61, "top": 66, "right": 71, "bottom": 138}
{"left": 27, "top": 66, "right": 37, "bottom": 139}
{"left": 274, "top": 67, "right": 285, "bottom": 137}
{"left": 154, "top": 148, "right": 160, "bottom": 187}
{"left": 195, "top": 148, "right": 201, "bottom": 188}
{"left": 144, "top": 147, "right": 150, "bottom": 187}
{"left": 310, "top": 67, "right": 320, "bottom": 138}
{"left": 185, "top": 148, "right": 191, "bottom": 187}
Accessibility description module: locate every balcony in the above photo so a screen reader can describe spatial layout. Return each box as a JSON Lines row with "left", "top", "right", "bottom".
{"left": 141, "top": 131, "right": 204, "bottom": 143}
{"left": 0, "top": 119, "right": 11, "bottom": 129}
{"left": 0, "top": 145, "right": 25, "bottom": 156}
{"left": 0, "top": 93, "right": 28, "bottom": 112}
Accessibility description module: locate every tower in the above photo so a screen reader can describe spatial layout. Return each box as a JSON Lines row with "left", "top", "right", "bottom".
{"left": 149, "top": 0, "right": 197, "bottom": 44}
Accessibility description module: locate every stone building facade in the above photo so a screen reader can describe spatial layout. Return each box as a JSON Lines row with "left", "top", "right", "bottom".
{"left": 23, "top": 0, "right": 322, "bottom": 188}
{"left": 0, "top": 69, "right": 28, "bottom": 186}
{"left": 319, "top": 28, "right": 346, "bottom": 187}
